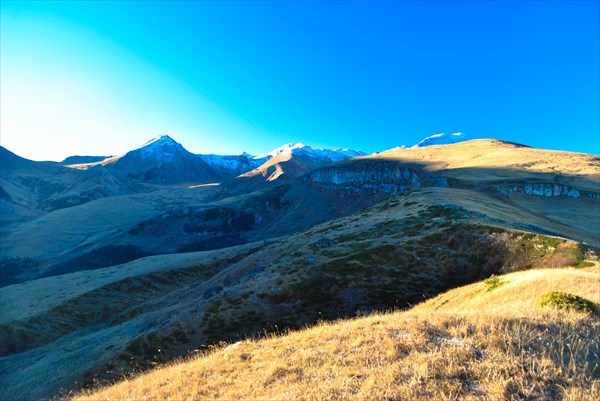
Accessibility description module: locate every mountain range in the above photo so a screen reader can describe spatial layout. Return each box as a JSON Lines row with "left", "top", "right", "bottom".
{"left": 62, "top": 135, "right": 367, "bottom": 181}
{"left": 0, "top": 132, "right": 472, "bottom": 228}
{"left": 0, "top": 133, "right": 599, "bottom": 400}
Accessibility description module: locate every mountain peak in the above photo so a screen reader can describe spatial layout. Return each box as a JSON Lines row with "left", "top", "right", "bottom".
{"left": 128, "top": 135, "right": 190, "bottom": 165}
{"left": 142, "top": 135, "right": 178, "bottom": 148}
{"left": 255, "top": 142, "right": 308, "bottom": 159}
{"left": 412, "top": 132, "right": 469, "bottom": 148}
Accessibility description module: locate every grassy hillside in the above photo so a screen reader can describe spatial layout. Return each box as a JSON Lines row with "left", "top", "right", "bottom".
{"left": 2, "top": 141, "right": 598, "bottom": 400}
{"left": 1, "top": 187, "right": 596, "bottom": 400}
{"left": 313, "top": 140, "right": 600, "bottom": 246}
{"left": 4, "top": 139, "right": 599, "bottom": 283}
{"left": 73, "top": 266, "right": 599, "bottom": 401}
{"left": 374, "top": 139, "right": 600, "bottom": 191}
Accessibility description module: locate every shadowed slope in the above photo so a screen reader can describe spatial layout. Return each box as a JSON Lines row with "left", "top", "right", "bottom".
{"left": 1, "top": 187, "right": 596, "bottom": 400}
{"left": 2, "top": 140, "right": 599, "bottom": 400}
{"left": 0, "top": 146, "right": 135, "bottom": 225}
{"left": 73, "top": 267, "right": 599, "bottom": 401}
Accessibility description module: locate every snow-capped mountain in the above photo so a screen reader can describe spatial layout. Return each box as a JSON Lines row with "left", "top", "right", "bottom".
{"left": 105, "top": 135, "right": 217, "bottom": 182}
{"left": 240, "top": 143, "right": 366, "bottom": 181}
{"left": 412, "top": 132, "right": 469, "bottom": 148}
{"left": 59, "top": 136, "right": 367, "bottom": 183}
{"left": 255, "top": 143, "right": 308, "bottom": 159}
{"left": 198, "top": 153, "right": 266, "bottom": 174}
{"left": 294, "top": 146, "right": 366, "bottom": 163}
{"left": 380, "top": 133, "right": 471, "bottom": 153}
{"left": 256, "top": 142, "right": 366, "bottom": 162}
{"left": 130, "top": 135, "right": 273, "bottom": 175}
{"left": 134, "top": 135, "right": 192, "bottom": 163}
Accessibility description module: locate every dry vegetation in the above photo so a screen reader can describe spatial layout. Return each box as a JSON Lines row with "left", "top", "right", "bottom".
{"left": 73, "top": 266, "right": 599, "bottom": 401}
{"left": 4, "top": 140, "right": 599, "bottom": 400}
{"left": 375, "top": 139, "right": 600, "bottom": 190}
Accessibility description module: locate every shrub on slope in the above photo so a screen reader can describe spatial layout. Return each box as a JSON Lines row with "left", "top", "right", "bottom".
{"left": 73, "top": 267, "right": 599, "bottom": 401}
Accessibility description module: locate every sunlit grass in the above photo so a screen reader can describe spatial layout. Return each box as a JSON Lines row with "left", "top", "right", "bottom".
{"left": 73, "top": 267, "right": 599, "bottom": 401}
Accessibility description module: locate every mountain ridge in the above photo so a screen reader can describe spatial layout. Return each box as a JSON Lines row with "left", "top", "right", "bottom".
{"left": 60, "top": 135, "right": 367, "bottom": 184}
{"left": 1, "top": 135, "right": 599, "bottom": 401}
{"left": 412, "top": 132, "right": 469, "bottom": 148}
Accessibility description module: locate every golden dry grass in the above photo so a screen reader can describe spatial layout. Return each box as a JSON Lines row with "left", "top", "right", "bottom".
{"left": 414, "top": 264, "right": 600, "bottom": 314}
{"left": 374, "top": 139, "right": 600, "bottom": 188}
{"left": 73, "top": 267, "right": 599, "bottom": 401}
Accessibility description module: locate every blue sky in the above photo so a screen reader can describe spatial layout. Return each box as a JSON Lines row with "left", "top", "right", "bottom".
{"left": 1, "top": 1, "right": 598, "bottom": 161}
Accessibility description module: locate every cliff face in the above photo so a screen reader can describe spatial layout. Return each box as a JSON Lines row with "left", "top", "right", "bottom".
{"left": 498, "top": 183, "right": 600, "bottom": 200}
{"left": 309, "top": 161, "right": 600, "bottom": 202}
{"left": 308, "top": 165, "right": 423, "bottom": 195}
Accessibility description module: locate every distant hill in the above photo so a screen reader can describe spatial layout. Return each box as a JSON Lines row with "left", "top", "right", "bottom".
{"left": 62, "top": 155, "right": 112, "bottom": 165}
{"left": 0, "top": 146, "right": 134, "bottom": 226}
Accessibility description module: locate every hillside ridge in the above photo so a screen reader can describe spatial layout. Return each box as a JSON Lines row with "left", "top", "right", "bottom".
{"left": 1, "top": 138, "right": 599, "bottom": 400}
{"left": 72, "top": 266, "right": 600, "bottom": 401}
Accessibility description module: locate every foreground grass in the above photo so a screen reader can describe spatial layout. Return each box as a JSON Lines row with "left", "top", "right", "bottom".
{"left": 73, "top": 267, "right": 599, "bottom": 401}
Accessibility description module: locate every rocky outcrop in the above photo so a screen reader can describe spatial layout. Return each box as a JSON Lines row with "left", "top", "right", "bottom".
{"left": 498, "top": 183, "right": 600, "bottom": 200}
{"left": 308, "top": 165, "right": 422, "bottom": 195}
{"left": 309, "top": 159, "right": 600, "bottom": 202}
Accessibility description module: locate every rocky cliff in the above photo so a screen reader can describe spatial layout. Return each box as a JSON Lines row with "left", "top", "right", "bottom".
{"left": 498, "top": 183, "right": 600, "bottom": 200}
{"left": 308, "top": 162, "right": 423, "bottom": 195}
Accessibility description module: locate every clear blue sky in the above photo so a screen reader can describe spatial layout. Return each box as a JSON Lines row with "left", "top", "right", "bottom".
{"left": 1, "top": 0, "right": 598, "bottom": 160}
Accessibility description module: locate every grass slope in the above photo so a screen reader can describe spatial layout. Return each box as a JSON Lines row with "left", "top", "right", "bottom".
{"left": 1, "top": 187, "right": 595, "bottom": 400}
{"left": 73, "top": 266, "right": 600, "bottom": 401}
{"left": 374, "top": 139, "right": 600, "bottom": 191}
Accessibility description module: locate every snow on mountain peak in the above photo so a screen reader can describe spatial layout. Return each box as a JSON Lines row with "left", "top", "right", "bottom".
{"left": 380, "top": 132, "right": 470, "bottom": 153}
{"left": 255, "top": 143, "right": 307, "bottom": 159}
{"left": 132, "top": 135, "right": 188, "bottom": 163}
{"left": 412, "top": 132, "right": 469, "bottom": 148}
{"left": 294, "top": 146, "right": 366, "bottom": 162}
{"left": 141, "top": 135, "right": 178, "bottom": 148}
{"left": 255, "top": 142, "right": 367, "bottom": 161}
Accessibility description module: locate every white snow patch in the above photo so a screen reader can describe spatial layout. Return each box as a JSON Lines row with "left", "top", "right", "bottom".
{"left": 255, "top": 143, "right": 307, "bottom": 159}
{"left": 411, "top": 132, "right": 469, "bottom": 148}
{"left": 187, "top": 183, "right": 221, "bottom": 188}
{"left": 256, "top": 142, "right": 365, "bottom": 162}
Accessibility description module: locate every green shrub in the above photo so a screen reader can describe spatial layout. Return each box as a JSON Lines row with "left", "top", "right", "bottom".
{"left": 568, "top": 245, "right": 593, "bottom": 268}
{"left": 537, "top": 291, "right": 597, "bottom": 314}
{"left": 484, "top": 274, "right": 504, "bottom": 292}
{"left": 576, "top": 261, "right": 595, "bottom": 269}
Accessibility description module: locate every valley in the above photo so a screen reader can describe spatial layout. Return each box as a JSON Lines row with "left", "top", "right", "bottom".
{"left": 0, "top": 135, "right": 599, "bottom": 400}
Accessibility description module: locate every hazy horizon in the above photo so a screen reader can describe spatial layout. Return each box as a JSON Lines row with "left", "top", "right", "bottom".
{"left": 1, "top": 1, "right": 598, "bottom": 161}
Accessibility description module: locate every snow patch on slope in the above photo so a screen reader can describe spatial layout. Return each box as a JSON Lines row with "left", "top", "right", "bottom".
{"left": 381, "top": 133, "right": 470, "bottom": 153}
{"left": 199, "top": 154, "right": 264, "bottom": 172}
{"left": 257, "top": 142, "right": 365, "bottom": 162}
{"left": 294, "top": 146, "right": 366, "bottom": 163}
{"left": 134, "top": 135, "right": 187, "bottom": 162}
{"left": 412, "top": 132, "right": 469, "bottom": 148}
{"left": 255, "top": 143, "right": 307, "bottom": 159}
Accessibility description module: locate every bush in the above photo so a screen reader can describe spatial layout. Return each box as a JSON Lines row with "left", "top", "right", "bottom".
{"left": 537, "top": 291, "right": 597, "bottom": 314}
{"left": 484, "top": 274, "right": 504, "bottom": 292}
{"left": 568, "top": 244, "right": 594, "bottom": 268}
